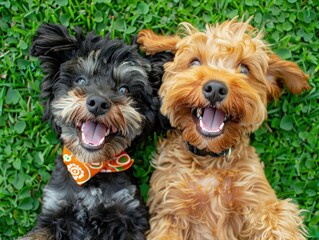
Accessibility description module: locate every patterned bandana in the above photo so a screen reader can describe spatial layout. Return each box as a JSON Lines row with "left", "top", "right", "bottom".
{"left": 62, "top": 146, "right": 134, "bottom": 186}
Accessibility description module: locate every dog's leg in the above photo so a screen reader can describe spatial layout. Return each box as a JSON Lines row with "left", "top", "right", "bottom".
{"left": 35, "top": 205, "right": 88, "bottom": 240}
{"left": 147, "top": 216, "right": 180, "bottom": 240}
{"left": 32, "top": 157, "right": 89, "bottom": 240}
{"left": 90, "top": 187, "right": 149, "bottom": 240}
{"left": 18, "top": 228, "right": 53, "bottom": 240}
{"left": 235, "top": 159, "right": 307, "bottom": 240}
{"left": 240, "top": 199, "right": 306, "bottom": 240}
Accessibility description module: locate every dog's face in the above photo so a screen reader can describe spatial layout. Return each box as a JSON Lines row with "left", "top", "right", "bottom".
{"left": 31, "top": 24, "right": 163, "bottom": 162}
{"left": 138, "top": 19, "right": 310, "bottom": 154}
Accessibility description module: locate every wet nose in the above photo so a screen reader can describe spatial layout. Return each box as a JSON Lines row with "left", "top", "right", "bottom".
{"left": 202, "top": 80, "right": 228, "bottom": 104}
{"left": 86, "top": 95, "right": 110, "bottom": 116}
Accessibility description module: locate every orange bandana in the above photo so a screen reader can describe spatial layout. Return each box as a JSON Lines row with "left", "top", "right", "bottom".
{"left": 62, "top": 146, "right": 134, "bottom": 186}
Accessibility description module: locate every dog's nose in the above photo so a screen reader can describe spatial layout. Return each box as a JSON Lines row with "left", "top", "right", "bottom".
{"left": 86, "top": 96, "right": 110, "bottom": 116}
{"left": 203, "top": 80, "right": 228, "bottom": 103}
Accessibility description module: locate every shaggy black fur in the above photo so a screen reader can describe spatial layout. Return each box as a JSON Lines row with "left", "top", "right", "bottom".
{"left": 21, "top": 23, "right": 172, "bottom": 240}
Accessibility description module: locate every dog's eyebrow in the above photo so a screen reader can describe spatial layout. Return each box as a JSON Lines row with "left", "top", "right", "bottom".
{"left": 113, "top": 62, "right": 148, "bottom": 81}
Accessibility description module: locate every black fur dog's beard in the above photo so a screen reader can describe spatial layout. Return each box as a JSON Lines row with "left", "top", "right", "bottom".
{"left": 21, "top": 23, "right": 172, "bottom": 240}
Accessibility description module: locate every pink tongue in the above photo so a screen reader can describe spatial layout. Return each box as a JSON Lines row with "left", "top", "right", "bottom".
{"left": 201, "top": 107, "right": 225, "bottom": 132}
{"left": 82, "top": 121, "right": 108, "bottom": 146}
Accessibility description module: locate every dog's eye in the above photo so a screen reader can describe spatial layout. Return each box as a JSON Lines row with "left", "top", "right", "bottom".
{"left": 240, "top": 64, "right": 249, "bottom": 75}
{"left": 118, "top": 86, "right": 129, "bottom": 95}
{"left": 75, "top": 77, "right": 87, "bottom": 85}
{"left": 190, "top": 59, "right": 201, "bottom": 67}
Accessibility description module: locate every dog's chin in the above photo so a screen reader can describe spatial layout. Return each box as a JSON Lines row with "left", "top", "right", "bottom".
{"left": 192, "top": 105, "right": 229, "bottom": 138}
{"left": 76, "top": 120, "right": 118, "bottom": 151}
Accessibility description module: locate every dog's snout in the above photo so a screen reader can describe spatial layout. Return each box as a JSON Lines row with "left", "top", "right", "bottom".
{"left": 203, "top": 80, "right": 228, "bottom": 103}
{"left": 86, "top": 96, "right": 110, "bottom": 116}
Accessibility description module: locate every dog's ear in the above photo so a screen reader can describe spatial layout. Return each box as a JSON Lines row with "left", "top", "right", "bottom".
{"left": 30, "top": 23, "right": 80, "bottom": 124}
{"left": 147, "top": 52, "right": 174, "bottom": 93}
{"left": 266, "top": 54, "right": 310, "bottom": 99}
{"left": 30, "top": 23, "right": 79, "bottom": 65}
{"left": 137, "top": 29, "right": 180, "bottom": 55}
{"left": 146, "top": 52, "right": 174, "bottom": 130}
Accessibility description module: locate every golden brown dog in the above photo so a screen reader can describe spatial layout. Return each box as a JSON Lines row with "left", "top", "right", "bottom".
{"left": 137, "top": 18, "right": 310, "bottom": 240}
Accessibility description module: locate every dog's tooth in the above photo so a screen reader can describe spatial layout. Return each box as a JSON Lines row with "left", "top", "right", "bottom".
{"left": 219, "top": 122, "right": 224, "bottom": 130}
{"left": 98, "top": 137, "right": 105, "bottom": 146}
{"left": 82, "top": 132, "right": 90, "bottom": 145}
{"left": 199, "top": 118, "right": 204, "bottom": 129}
{"left": 105, "top": 128, "right": 110, "bottom": 137}
{"left": 196, "top": 108, "right": 203, "bottom": 119}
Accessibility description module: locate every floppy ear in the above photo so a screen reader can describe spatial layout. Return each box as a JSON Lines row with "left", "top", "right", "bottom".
{"left": 267, "top": 54, "right": 310, "bottom": 99}
{"left": 30, "top": 23, "right": 80, "bottom": 123}
{"left": 146, "top": 52, "right": 174, "bottom": 130}
{"left": 30, "top": 23, "right": 79, "bottom": 66}
{"left": 137, "top": 29, "right": 180, "bottom": 55}
{"left": 146, "top": 52, "right": 174, "bottom": 94}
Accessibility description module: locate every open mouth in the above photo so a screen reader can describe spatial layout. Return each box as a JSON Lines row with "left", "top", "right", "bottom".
{"left": 192, "top": 106, "right": 228, "bottom": 137}
{"left": 77, "top": 121, "right": 116, "bottom": 150}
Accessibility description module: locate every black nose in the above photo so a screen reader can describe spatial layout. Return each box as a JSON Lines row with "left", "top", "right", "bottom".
{"left": 203, "top": 80, "right": 228, "bottom": 103}
{"left": 86, "top": 96, "right": 110, "bottom": 116}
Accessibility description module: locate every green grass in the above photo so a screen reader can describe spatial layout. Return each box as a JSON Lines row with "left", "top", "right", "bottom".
{"left": 0, "top": 0, "right": 318, "bottom": 239}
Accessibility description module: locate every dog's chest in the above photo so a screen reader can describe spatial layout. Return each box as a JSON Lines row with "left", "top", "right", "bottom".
{"left": 189, "top": 171, "right": 234, "bottom": 207}
{"left": 77, "top": 187, "right": 104, "bottom": 209}
{"left": 43, "top": 185, "right": 104, "bottom": 214}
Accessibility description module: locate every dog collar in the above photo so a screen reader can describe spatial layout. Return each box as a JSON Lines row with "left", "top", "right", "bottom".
{"left": 186, "top": 142, "right": 231, "bottom": 159}
{"left": 62, "top": 146, "right": 134, "bottom": 186}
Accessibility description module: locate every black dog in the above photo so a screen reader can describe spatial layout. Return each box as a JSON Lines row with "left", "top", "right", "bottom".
{"left": 21, "top": 24, "right": 171, "bottom": 240}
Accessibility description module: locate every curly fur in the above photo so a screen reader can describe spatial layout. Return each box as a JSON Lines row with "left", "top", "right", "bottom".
{"left": 20, "top": 23, "right": 171, "bottom": 240}
{"left": 138, "top": 17, "right": 310, "bottom": 240}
